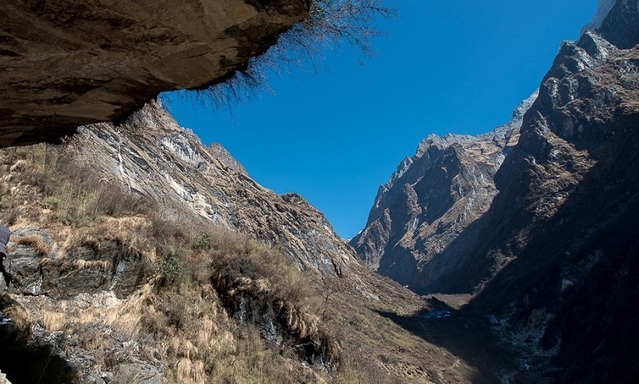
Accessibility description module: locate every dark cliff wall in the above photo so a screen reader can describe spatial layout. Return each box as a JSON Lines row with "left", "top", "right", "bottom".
{"left": 425, "top": 0, "right": 639, "bottom": 299}
{"left": 463, "top": 1, "right": 639, "bottom": 380}
{"left": 0, "top": 0, "right": 307, "bottom": 147}
{"left": 353, "top": 0, "right": 639, "bottom": 381}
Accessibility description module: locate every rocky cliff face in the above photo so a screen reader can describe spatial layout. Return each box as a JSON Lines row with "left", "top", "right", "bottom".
{"left": 350, "top": 92, "right": 537, "bottom": 286}
{"left": 354, "top": 0, "right": 639, "bottom": 381}
{"left": 465, "top": 1, "right": 639, "bottom": 380}
{"left": 70, "top": 100, "right": 357, "bottom": 277}
{"left": 413, "top": 0, "right": 639, "bottom": 294}
{"left": 0, "top": 0, "right": 307, "bottom": 147}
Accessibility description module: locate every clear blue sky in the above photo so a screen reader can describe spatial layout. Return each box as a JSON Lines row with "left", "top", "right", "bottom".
{"left": 162, "top": 0, "right": 598, "bottom": 239}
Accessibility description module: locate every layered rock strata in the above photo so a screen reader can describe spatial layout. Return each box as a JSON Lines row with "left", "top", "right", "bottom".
{"left": 71, "top": 100, "right": 358, "bottom": 277}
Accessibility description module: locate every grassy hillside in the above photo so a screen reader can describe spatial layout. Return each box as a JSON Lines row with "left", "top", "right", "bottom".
{"left": 0, "top": 143, "right": 507, "bottom": 383}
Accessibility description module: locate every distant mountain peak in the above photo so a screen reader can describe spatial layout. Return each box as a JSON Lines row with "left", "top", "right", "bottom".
{"left": 583, "top": 0, "right": 618, "bottom": 31}
{"left": 351, "top": 90, "right": 536, "bottom": 274}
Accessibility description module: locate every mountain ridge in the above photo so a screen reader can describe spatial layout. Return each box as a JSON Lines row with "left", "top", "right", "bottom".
{"left": 71, "top": 100, "right": 358, "bottom": 277}
{"left": 1, "top": 98, "right": 512, "bottom": 383}
{"left": 352, "top": 0, "right": 639, "bottom": 381}
{"left": 350, "top": 91, "right": 537, "bottom": 281}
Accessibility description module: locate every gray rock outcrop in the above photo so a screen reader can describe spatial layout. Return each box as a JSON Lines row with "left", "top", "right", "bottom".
{"left": 5, "top": 228, "right": 150, "bottom": 299}
{"left": 0, "top": 369, "right": 10, "bottom": 384}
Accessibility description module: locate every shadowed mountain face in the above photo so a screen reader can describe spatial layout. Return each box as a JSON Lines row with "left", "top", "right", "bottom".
{"left": 353, "top": 0, "right": 639, "bottom": 381}
{"left": 465, "top": 2, "right": 639, "bottom": 379}
{"left": 0, "top": 0, "right": 307, "bottom": 147}
{"left": 350, "top": 88, "right": 537, "bottom": 286}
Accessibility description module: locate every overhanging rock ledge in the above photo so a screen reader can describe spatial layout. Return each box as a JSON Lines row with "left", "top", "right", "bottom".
{"left": 0, "top": 0, "right": 308, "bottom": 147}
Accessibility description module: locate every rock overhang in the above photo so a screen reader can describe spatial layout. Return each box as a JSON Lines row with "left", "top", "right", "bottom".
{"left": 0, "top": 0, "right": 308, "bottom": 148}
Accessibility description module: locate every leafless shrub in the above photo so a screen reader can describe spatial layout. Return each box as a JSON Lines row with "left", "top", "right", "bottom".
{"left": 295, "top": 0, "right": 395, "bottom": 56}
{"left": 13, "top": 233, "right": 51, "bottom": 256}
{"left": 198, "top": 67, "right": 266, "bottom": 110}
{"left": 93, "top": 183, "right": 152, "bottom": 217}
{"left": 194, "top": 0, "right": 394, "bottom": 108}
{"left": 149, "top": 212, "right": 188, "bottom": 244}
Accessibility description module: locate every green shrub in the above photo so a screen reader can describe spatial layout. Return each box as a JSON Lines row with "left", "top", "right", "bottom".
{"left": 158, "top": 256, "right": 182, "bottom": 284}
{"left": 191, "top": 231, "right": 213, "bottom": 250}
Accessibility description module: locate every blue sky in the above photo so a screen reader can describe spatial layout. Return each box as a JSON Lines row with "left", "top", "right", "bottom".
{"left": 162, "top": 0, "right": 598, "bottom": 239}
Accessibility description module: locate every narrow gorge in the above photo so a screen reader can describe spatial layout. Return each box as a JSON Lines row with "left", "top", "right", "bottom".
{"left": 0, "top": 0, "right": 637, "bottom": 383}
{"left": 353, "top": 0, "right": 639, "bottom": 381}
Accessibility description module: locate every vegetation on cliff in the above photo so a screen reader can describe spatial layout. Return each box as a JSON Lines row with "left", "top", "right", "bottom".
{"left": 200, "top": 0, "right": 393, "bottom": 108}
{"left": 0, "top": 141, "right": 478, "bottom": 383}
{"left": 0, "top": 144, "right": 341, "bottom": 382}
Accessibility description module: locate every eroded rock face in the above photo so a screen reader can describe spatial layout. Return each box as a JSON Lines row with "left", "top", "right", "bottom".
{"left": 69, "top": 101, "right": 358, "bottom": 277}
{"left": 0, "top": 0, "right": 307, "bottom": 147}
{"left": 5, "top": 228, "right": 150, "bottom": 299}
{"left": 462, "top": 4, "right": 639, "bottom": 380}
{"left": 350, "top": 92, "right": 537, "bottom": 286}
{"left": 421, "top": 1, "right": 639, "bottom": 297}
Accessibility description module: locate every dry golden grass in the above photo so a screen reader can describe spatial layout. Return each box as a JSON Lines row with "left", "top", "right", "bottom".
{"left": 9, "top": 159, "right": 28, "bottom": 172}
{"left": 43, "top": 311, "right": 66, "bottom": 332}
{"left": 0, "top": 143, "right": 450, "bottom": 383}
{"left": 0, "top": 144, "right": 152, "bottom": 228}
{"left": 176, "top": 358, "right": 205, "bottom": 384}
{"left": 197, "top": 316, "right": 216, "bottom": 348}
{"left": 0, "top": 297, "right": 31, "bottom": 343}
{"left": 38, "top": 257, "right": 52, "bottom": 267}
{"left": 171, "top": 337, "right": 199, "bottom": 360}
{"left": 72, "top": 259, "right": 111, "bottom": 271}
{"left": 12, "top": 233, "right": 51, "bottom": 255}
{"left": 1, "top": 218, "right": 431, "bottom": 384}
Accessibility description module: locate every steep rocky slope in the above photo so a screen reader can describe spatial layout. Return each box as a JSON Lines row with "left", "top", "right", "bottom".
{"left": 72, "top": 100, "right": 357, "bottom": 277}
{"left": 464, "top": 1, "right": 639, "bottom": 381}
{"left": 350, "top": 92, "right": 537, "bottom": 286}
{"left": 420, "top": 0, "right": 639, "bottom": 294}
{"left": 0, "top": 0, "right": 307, "bottom": 147}
{"left": 354, "top": 0, "right": 639, "bottom": 382}
{"left": 0, "top": 100, "right": 519, "bottom": 383}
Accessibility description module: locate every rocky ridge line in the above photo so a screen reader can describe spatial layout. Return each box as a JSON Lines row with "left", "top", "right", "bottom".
{"left": 350, "top": 91, "right": 537, "bottom": 285}
{"left": 71, "top": 100, "right": 361, "bottom": 278}
{"left": 355, "top": 0, "right": 639, "bottom": 381}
